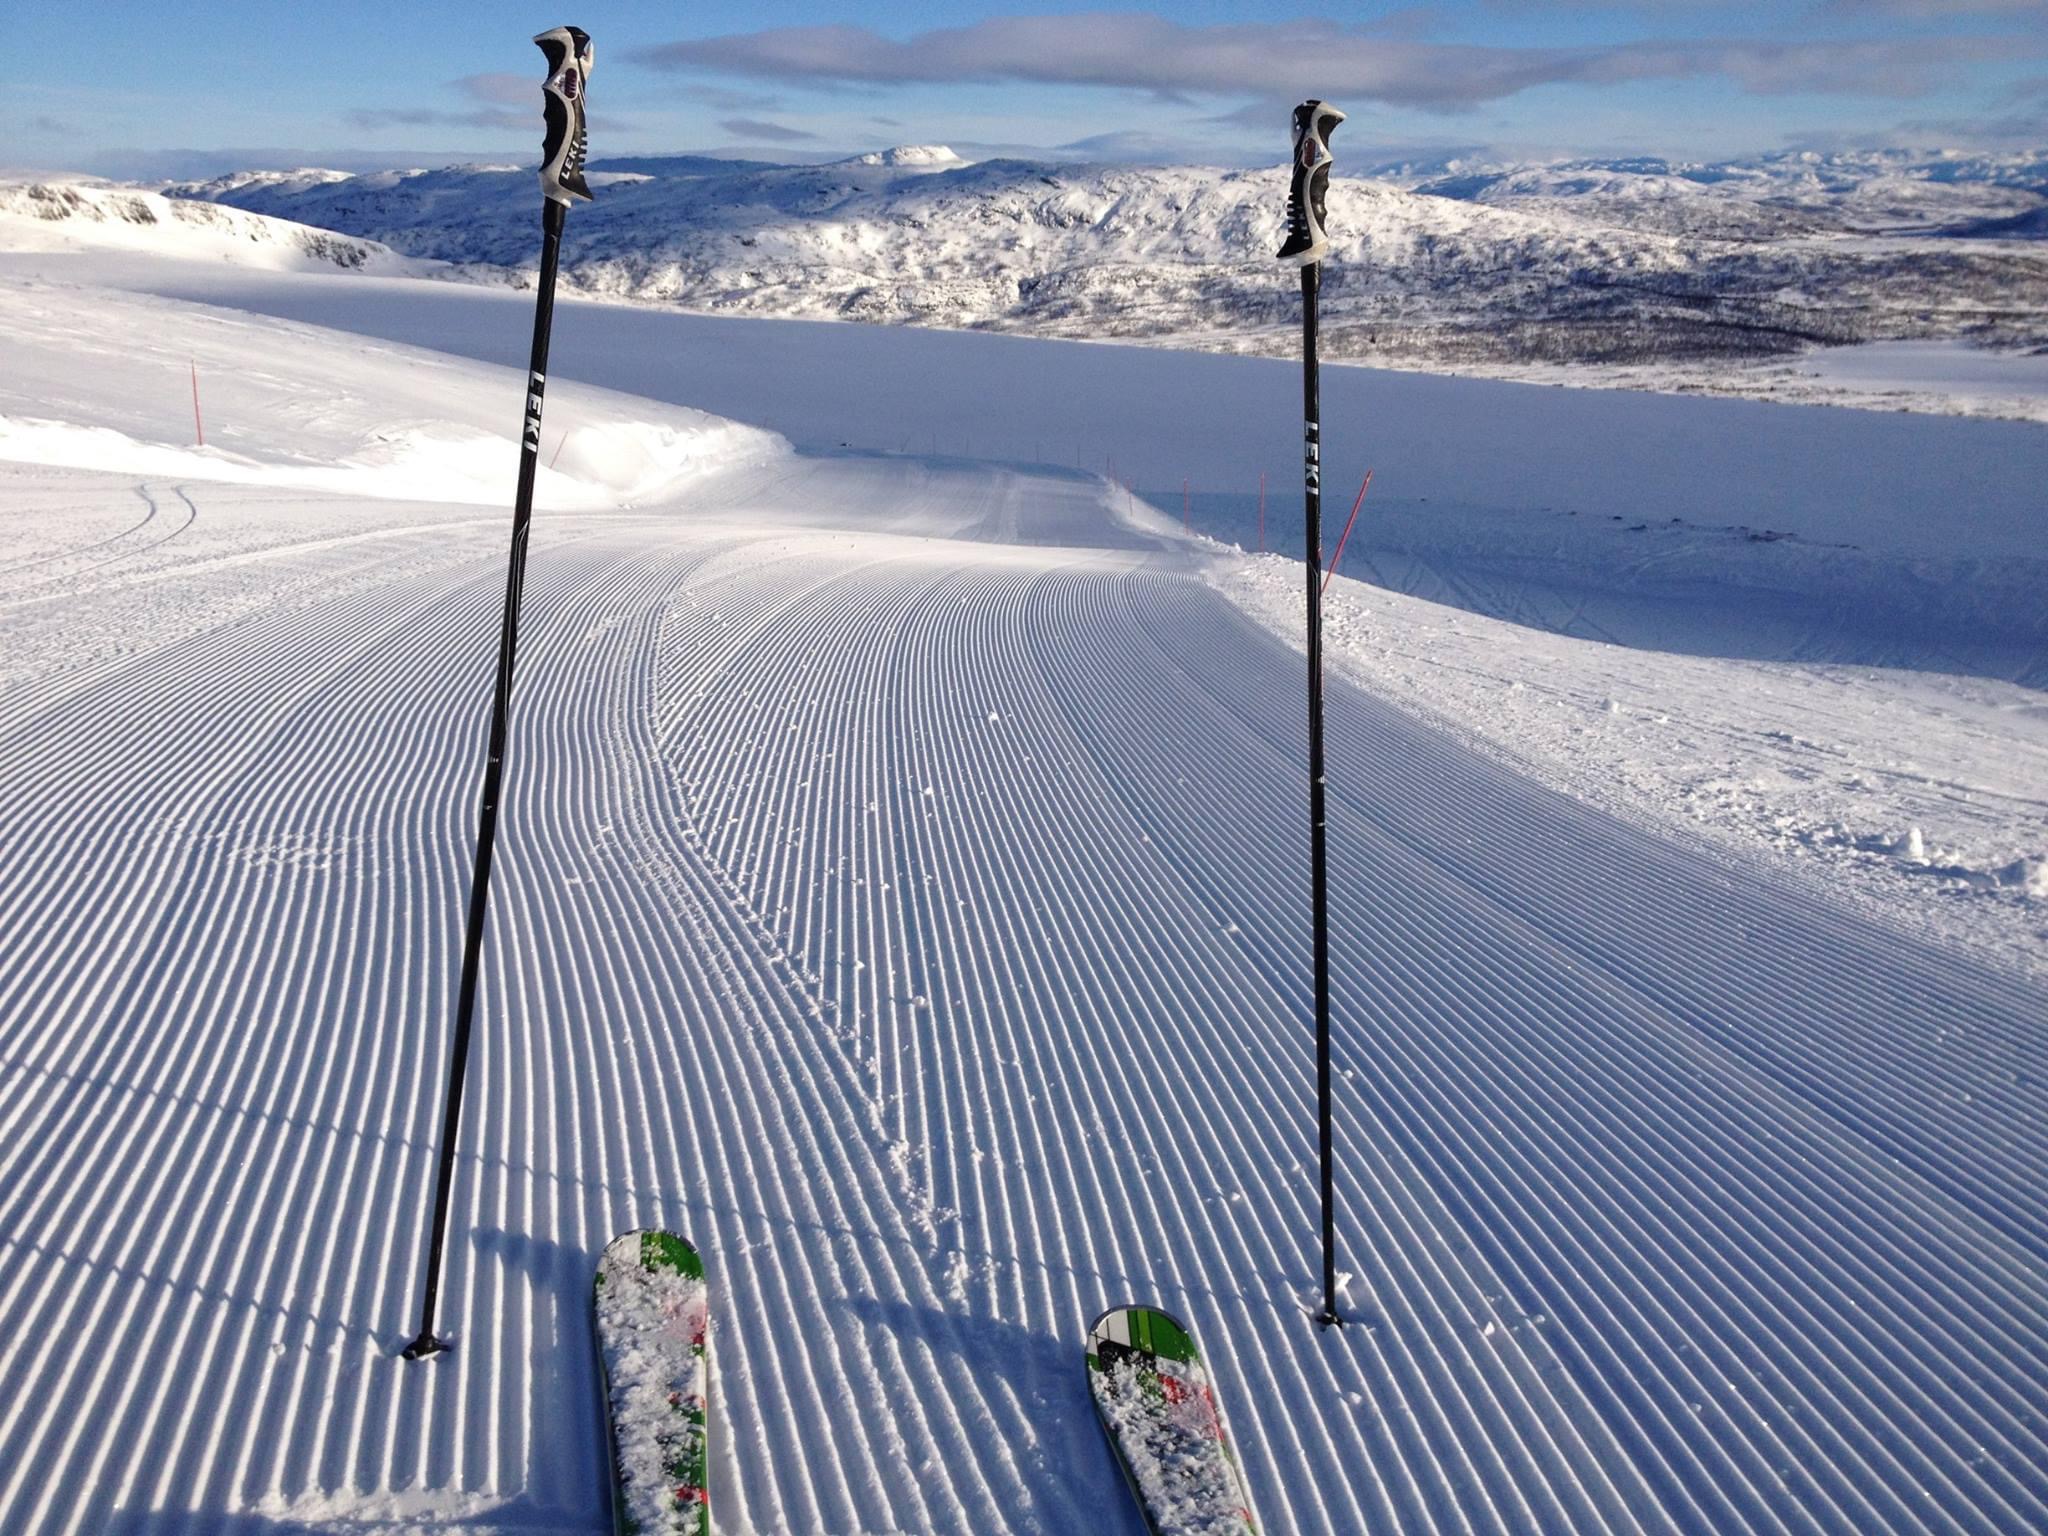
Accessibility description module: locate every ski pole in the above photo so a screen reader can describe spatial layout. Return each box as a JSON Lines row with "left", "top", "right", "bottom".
{"left": 1277, "top": 97, "right": 1347, "bottom": 1332}
{"left": 404, "top": 24, "right": 596, "bottom": 1363}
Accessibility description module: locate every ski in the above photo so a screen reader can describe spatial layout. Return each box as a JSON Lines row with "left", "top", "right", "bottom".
{"left": 1086, "top": 1305, "right": 1258, "bottom": 1536}
{"left": 595, "top": 1230, "right": 712, "bottom": 1536}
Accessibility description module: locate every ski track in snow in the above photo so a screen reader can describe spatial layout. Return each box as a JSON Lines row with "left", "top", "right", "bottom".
{"left": 0, "top": 455, "right": 2045, "bottom": 1535}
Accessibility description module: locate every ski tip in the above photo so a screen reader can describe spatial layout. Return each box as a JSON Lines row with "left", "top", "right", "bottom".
{"left": 1087, "top": 1304, "right": 1202, "bottom": 1365}
{"left": 597, "top": 1228, "right": 705, "bottom": 1281}
{"left": 1089, "top": 1302, "right": 1193, "bottom": 1334}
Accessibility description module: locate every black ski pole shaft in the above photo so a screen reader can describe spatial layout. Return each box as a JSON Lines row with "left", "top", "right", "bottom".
{"left": 402, "top": 202, "right": 561, "bottom": 1359}
{"left": 1303, "top": 261, "right": 1339, "bottom": 1333}
{"left": 1278, "top": 98, "right": 1347, "bottom": 1332}
{"left": 404, "top": 25, "right": 595, "bottom": 1362}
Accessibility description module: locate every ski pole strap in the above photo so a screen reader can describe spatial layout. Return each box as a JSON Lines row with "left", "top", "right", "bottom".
{"left": 535, "top": 25, "right": 595, "bottom": 206}
{"left": 1277, "top": 99, "right": 1344, "bottom": 266}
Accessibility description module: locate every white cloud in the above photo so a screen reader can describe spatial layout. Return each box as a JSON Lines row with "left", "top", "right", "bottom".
{"left": 633, "top": 14, "right": 2026, "bottom": 111}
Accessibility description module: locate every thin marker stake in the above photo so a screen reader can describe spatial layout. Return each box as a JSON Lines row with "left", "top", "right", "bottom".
{"left": 1323, "top": 470, "right": 1372, "bottom": 595}
{"left": 190, "top": 361, "right": 204, "bottom": 448}
{"left": 404, "top": 24, "right": 596, "bottom": 1363}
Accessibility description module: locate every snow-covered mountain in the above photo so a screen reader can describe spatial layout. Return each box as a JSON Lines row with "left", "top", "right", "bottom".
{"left": 167, "top": 147, "right": 2048, "bottom": 374}
{"left": 1403, "top": 148, "right": 2048, "bottom": 239}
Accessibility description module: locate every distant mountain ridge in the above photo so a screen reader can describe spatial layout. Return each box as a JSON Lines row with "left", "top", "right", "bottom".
{"left": 1397, "top": 149, "right": 2048, "bottom": 242}
{"left": 169, "top": 146, "right": 2048, "bottom": 371}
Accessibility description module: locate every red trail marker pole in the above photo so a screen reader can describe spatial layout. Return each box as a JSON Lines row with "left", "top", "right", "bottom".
{"left": 190, "top": 362, "right": 204, "bottom": 448}
{"left": 1322, "top": 469, "right": 1373, "bottom": 595}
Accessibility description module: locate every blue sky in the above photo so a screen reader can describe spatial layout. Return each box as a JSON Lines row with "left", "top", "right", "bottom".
{"left": 16, "top": 3, "right": 2048, "bottom": 178}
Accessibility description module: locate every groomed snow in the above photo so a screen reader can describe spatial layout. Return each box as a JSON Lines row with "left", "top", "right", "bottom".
{"left": 2, "top": 232, "right": 2046, "bottom": 1536}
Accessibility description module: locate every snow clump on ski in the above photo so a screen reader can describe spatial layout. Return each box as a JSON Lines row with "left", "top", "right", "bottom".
{"left": 595, "top": 1230, "right": 711, "bottom": 1535}
{"left": 1087, "top": 1304, "right": 1258, "bottom": 1536}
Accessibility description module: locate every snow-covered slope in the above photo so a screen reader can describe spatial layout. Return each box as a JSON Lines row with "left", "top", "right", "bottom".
{"left": 0, "top": 272, "right": 780, "bottom": 508}
{"left": 0, "top": 180, "right": 418, "bottom": 273}
{"left": 2, "top": 240, "right": 2045, "bottom": 1536}
{"left": 170, "top": 149, "right": 2048, "bottom": 387}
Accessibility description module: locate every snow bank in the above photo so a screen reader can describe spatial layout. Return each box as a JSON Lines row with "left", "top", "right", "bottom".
{"left": 16, "top": 248, "right": 2044, "bottom": 562}
{"left": 0, "top": 274, "right": 783, "bottom": 508}
{"left": 1208, "top": 548, "right": 2048, "bottom": 980}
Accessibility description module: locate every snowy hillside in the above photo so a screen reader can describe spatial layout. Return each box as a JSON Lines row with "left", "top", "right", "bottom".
{"left": 0, "top": 274, "right": 778, "bottom": 509}
{"left": 169, "top": 148, "right": 2048, "bottom": 403}
{"left": 0, "top": 180, "right": 417, "bottom": 273}
{"left": 2, "top": 225, "right": 2046, "bottom": 1534}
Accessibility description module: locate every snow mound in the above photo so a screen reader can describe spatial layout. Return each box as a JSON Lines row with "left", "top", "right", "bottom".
{"left": 846, "top": 145, "right": 966, "bottom": 169}
{"left": 0, "top": 274, "right": 782, "bottom": 508}
{"left": 1995, "top": 855, "right": 2048, "bottom": 898}
{"left": 0, "top": 413, "right": 751, "bottom": 510}
{"left": 1209, "top": 545, "right": 2048, "bottom": 974}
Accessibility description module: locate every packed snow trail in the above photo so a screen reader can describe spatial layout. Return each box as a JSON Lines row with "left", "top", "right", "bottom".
{"left": 0, "top": 454, "right": 2045, "bottom": 1535}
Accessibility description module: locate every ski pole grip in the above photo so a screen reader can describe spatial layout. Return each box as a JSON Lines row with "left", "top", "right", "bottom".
{"left": 535, "top": 25, "right": 595, "bottom": 206}
{"left": 1277, "top": 99, "right": 1345, "bottom": 266}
